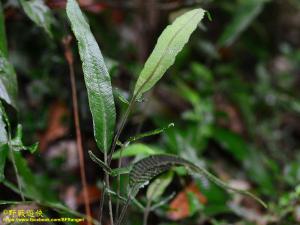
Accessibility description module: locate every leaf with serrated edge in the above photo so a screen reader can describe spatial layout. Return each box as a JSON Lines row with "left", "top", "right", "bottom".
{"left": 133, "top": 9, "right": 205, "bottom": 99}
{"left": 129, "top": 154, "right": 266, "bottom": 207}
{"left": 66, "top": 0, "right": 116, "bottom": 152}
{"left": 116, "top": 154, "right": 266, "bottom": 225}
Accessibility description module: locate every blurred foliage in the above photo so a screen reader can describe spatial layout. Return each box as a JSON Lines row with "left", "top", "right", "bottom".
{"left": 0, "top": 0, "right": 300, "bottom": 224}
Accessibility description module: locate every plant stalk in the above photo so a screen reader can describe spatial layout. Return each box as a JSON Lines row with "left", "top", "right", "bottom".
{"left": 8, "top": 136, "right": 24, "bottom": 201}
{"left": 63, "top": 36, "right": 92, "bottom": 225}
{"left": 2, "top": 102, "right": 25, "bottom": 201}
{"left": 104, "top": 152, "right": 114, "bottom": 225}
{"left": 143, "top": 200, "right": 152, "bottom": 225}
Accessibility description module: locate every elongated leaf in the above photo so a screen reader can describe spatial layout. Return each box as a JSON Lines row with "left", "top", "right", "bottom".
{"left": 19, "top": 0, "right": 53, "bottom": 37}
{"left": 0, "top": 51, "right": 18, "bottom": 108}
{"left": 116, "top": 154, "right": 266, "bottom": 225}
{"left": 127, "top": 123, "right": 174, "bottom": 143}
{"left": 66, "top": 0, "right": 116, "bottom": 152}
{"left": 146, "top": 171, "right": 173, "bottom": 201}
{"left": 0, "top": 2, "right": 8, "bottom": 57}
{"left": 133, "top": 8, "right": 205, "bottom": 99}
{"left": 218, "top": 0, "right": 267, "bottom": 46}
{"left": 112, "top": 144, "right": 161, "bottom": 159}
{"left": 129, "top": 155, "right": 266, "bottom": 207}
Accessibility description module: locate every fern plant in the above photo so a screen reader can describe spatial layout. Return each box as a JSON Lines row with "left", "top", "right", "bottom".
{"left": 66, "top": 0, "right": 266, "bottom": 224}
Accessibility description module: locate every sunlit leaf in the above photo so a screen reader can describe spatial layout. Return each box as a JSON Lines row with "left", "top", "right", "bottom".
{"left": 133, "top": 8, "right": 205, "bottom": 99}
{"left": 13, "top": 151, "right": 57, "bottom": 202}
{"left": 66, "top": 0, "right": 116, "bottom": 152}
{"left": 146, "top": 171, "right": 173, "bottom": 201}
{"left": 20, "top": 0, "right": 53, "bottom": 37}
{"left": 0, "top": 143, "right": 8, "bottom": 182}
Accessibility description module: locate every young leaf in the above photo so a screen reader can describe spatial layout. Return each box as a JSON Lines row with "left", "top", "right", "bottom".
{"left": 133, "top": 8, "right": 205, "bottom": 99}
{"left": 0, "top": 52, "right": 18, "bottom": 108}
{"left": 19, "top": 0, "right": 53, "bottom": 37}
{"left": 66, "top": 0, "right": 116, "bottom": 153}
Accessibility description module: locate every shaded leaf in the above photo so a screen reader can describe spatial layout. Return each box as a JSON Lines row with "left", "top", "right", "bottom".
{"left": 0, "top": 103, "right": 8, "bottom": 182}
{"left": 212, "top": 126, "right": 248, "bottom": 161}
{"left": 20, "top": 0, "right": 53, "bottom": 37}
{"left": 114, "top": 88, "right": 129, "bottom": 105}
{"left": 218, "top": 0, "right": 267, "bottom": 46}
{"left": 146, "top": 171, "right": 173, "bottom": 201}
{"left": 67, "top": 0, "right": 116, "bottom": 153}
{"left": 133, "top": 8, "right": 205, "bottom": 99}
{"left": 0, "top": 103, "right": 7, "bottom": 143}
{"left": 0, "top": 51, "right": 18, "bottom": 108}
{"left": 0, "top": 2, "right": 8, "bottom": 57}
{"left": 0, "top": 144, "right": 8, "bottom": 182}
{"left": 213, "top": 127, "right": 274, "bottom": 192}
{"left": 117, "top": 154, "right": 265, "bottom": 225}
{"left": 168, "top": 183, "right": 206, "bottom": 220}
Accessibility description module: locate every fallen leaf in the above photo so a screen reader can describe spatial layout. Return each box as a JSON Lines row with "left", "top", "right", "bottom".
{"left": 168, "top": 182, "right": 207, "bottom": 220}
{"left": 39, "top": 101, "right": 69, "bottom": 151}
{"left": 76, "top": 185, "right": 101, "bottom": 206}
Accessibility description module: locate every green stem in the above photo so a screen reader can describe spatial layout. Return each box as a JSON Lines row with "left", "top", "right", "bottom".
{"left": 104, "top": 152, "right": 114, "bottom": 225}
{"left": 5, "top": 115, "right": 24, "bottom": 201}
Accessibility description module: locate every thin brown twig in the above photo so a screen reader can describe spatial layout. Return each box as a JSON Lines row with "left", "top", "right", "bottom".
{"left": 63, "top": 35, "right": 92, "bottom": 225}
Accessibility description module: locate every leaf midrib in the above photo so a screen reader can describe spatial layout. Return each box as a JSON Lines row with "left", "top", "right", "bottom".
{"left": 133, "top": 10, "right": 202, "bottom": 100}
{"left": 84, "top": 32, "right": 109, "bottom": 151}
